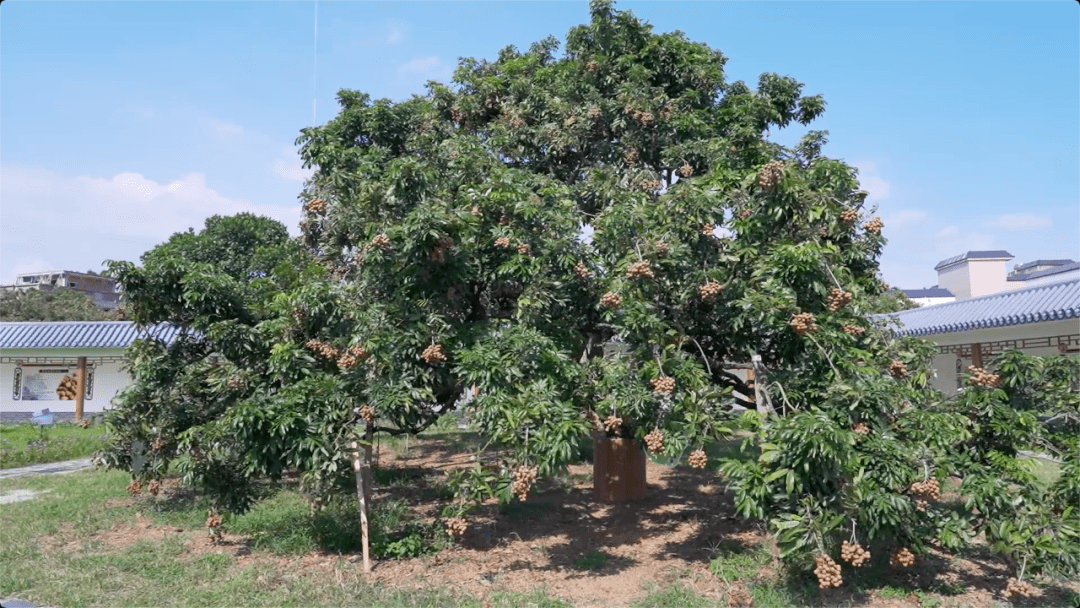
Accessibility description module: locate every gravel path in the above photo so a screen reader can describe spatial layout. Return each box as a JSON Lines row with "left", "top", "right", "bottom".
{"left": 0, "top": 459, "right": 94, "bottom": 480}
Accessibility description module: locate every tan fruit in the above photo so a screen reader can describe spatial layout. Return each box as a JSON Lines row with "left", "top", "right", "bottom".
{"left": 626, "top": 260, "right": 654, "bottom": 280}
{"left": 421, "top": 344, "right": 447, "bottom": 365}
{"left": 813, "top": 553, "right": 843, "bottom": 588}
{"left": 1003, "top": 578, "right": 1035, "bottom": 598}
{"left": 147, "top": 479, "right": 162, "bottom": 497}
{"left": 688, "top": 449, "right": 708, "bottom": 469}
{"left": 840, "top": 208, "right": 858, "bottom": 225}
{"left": 516, "top": 243, "right": 531, "bottom": 255}
{"left": 359, "top": 405, "right": 377, "bottom": 424}
{"left": 371, "top": 234, "right": 390, "bottom": 248}
{"left": 649, "top": 376, "right": 675, "bottom": 394}
{"left": 445, "top": 517, "right": 468, "bottom": 538}
{"left": 600, "top": 292, "right": 622, "bottom": 309}
{"left": 678, "top": 163, "right": 693, "bottom": 177}
{"left": 863, "top": 217, "right": 884, "bottom": 235}
{"left": 842, "top": 324, "right": 866, "bottom": 336}
{"left": 699, "top": 282, "right": 723, "bottom": 301}
{"left": 127, "top": 479, "right": 143, "bottom": 496}
{"left": 889, "top": 547, "right": 915, "bottom": 567}
{"left": 827, "top": 288, "right": 853, "bottom": 312}
{"left": 603, "top": 415, "right": 623, "bottom": 434}
{"left": 840, "top": 540, "right": 871, "bottom": 568}
{"left": 304, "top": 198, "right": 327, "bottom": 214}
{"left": 789, "top": 312, "right": 818, "bottom": 336}
{"left": 758, "top": 161, "right": 784, "bottom": 189}
{"left": 574, "top": 261, "right": 591, "bottom": 279}
{"left": 853, "top": 423, "right": 870, "bottom": 435}
{"left": 511, "top": 465, "right": 539, "bottom": 501}
{"left": 495, "top": 236, "right": 511, "bottom": 248}
{"left": 889, "top": 360, "right": 909, "bottom": 378}
{"left": 643, "top": 428, "right": 665, "bottom": 453}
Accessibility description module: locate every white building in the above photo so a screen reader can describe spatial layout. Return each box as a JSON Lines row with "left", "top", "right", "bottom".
{"left": 886, "top": 279, "right": 1080, "bottom": 395}
{"left": 933, "top": 250, "right": 1015, "bottom": 300}
{"left": 1, "top": 270, "right": 121, "bottom": 309}
{"left": 0, "top": 321, "right": 182, "bottom": 422}
{"left": 899, "top": 286, "right": 955, "bottom": 308}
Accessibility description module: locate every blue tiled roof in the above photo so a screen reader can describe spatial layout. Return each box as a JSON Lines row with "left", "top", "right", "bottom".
{"left": 934, "top": 250, "right": 1014, "bottom": 271}
{"left": 901, "top": 287, "right": 954, "bottom": 298}
{"left": 1012, "top": 259, "right": 1075, "bottom": 273}
{"left": 1007, "top": 261, "right": 1080, "bottom": 282}
{"left": 0, "top": 321, "right": 186, "bottom": 349}
{"left": 884, "top": 279, "right": 1080, "bottom": 337}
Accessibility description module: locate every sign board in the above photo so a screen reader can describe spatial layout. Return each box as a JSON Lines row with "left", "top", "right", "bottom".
{"left": 11, "top": 364, "right": 93, "bottom": 401}
{"left": 31, "top": 408, "right": 55, "bottom": 426}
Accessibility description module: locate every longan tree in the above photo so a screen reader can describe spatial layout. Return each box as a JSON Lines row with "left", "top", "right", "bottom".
{"left": 103, "top": 0, "right": 1077, "bottom": 588}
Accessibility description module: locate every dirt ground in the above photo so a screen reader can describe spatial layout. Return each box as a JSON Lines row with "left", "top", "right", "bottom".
{"left": 47, "top": 439, "right": 1080, "bottom": 608}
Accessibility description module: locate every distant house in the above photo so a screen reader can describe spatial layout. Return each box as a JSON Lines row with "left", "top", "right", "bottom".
{"left": 0, "top": 321, "right": 183, "bottom": 422}
{"left": 900, "top": 286, "right": 955, "bottom": 307}
{"left": 886, "top": 279, "right": 1079, "bottom": 395}
{"left": 1006, "top": 259, "right": 1080, "bottom": 290}
{"left": 1, "top": 270, "right": 121, "bottom": 310}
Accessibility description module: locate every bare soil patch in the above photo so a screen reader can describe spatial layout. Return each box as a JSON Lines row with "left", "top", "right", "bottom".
{"left": 38, "top": 436, "right": 1080, "bottom": 608}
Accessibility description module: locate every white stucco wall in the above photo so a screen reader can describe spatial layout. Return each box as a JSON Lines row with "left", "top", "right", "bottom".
{"left": 936, "top": 264, "right": 970, "bottom": 300}
{"left": 910, "top": 296, "right": 955, "bottom": 307}
{"left": 920, "top": 318, "right": 1079, "bottom": 395}
{"left": 1, "top": 348, "right": 130, "bottom": 415}
{"left": 966, "top": 260, "right": 1009, "bottom": 298}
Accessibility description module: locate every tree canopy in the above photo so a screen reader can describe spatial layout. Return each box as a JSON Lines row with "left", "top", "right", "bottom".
{"left": 102, "top": 1, "right": 1078, "bottom": 587}
{"left": 0, "top": 287, "right": 114, "bottom": 322}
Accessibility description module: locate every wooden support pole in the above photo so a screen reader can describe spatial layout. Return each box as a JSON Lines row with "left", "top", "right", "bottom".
{"left": 971, "top": 343, "right": 983, "bottom": 369}
{"left": 352, "top": 436, "right": 371, "bottom": 573}
{"left": 75, "top": 357, "right": 86, "bottom": 422}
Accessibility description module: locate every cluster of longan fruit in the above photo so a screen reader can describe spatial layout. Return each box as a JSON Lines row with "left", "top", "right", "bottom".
{"left": 644, "top": 428, "right": 665, "bottom": 453}
{"left": 588, "top": 106, "right": 601, "bottom": 120}
{"left": 603, "top": 415, "right": 623, "bottom": 434}
{"left": 650, "top": 376, "right": 675, "bottom": 394}
{"left": 495, "top": 236, "right": 511, "bottom": 248}
{"left": 840, "top": 209, "right": 858, "bottom": 225}
{"left": 790, "top": 313, "right": 818, "bottom": 336}
{"left": 863, "top": 217, "right": 884, "bottom": 235}
{"left": 1003, "top": 578, "right": 1035, "bottom": 598}
{"left": 889, "top": 547, "right": 915, "bottom": 567}
{"left": 688, "top": 449, "right": 708, "bottom": 469}
{"left": 678, "top": 163, "right": 693, "bottom": 177}
{"left": 910, "top": 477, "right": 940, "bottom": 500}
{"left": 624, "top": 147, "right": 640, "bottom": 164}
{"left": 654, "top": 241, "right": 670, "bottom": 255}
{"left": 574, "top": 261, "right": 591, "bottom": 279}
{"left": 147, "top": 479, "right": 162, "bottom": 497}
{"left": 498, "top": 215, "right": 511, "bottom": 226}
{"left": 626, "top": 260, "right": 654, "bottom": 279}
{"left": 127, "top": 479, "right": 143, "bottom": 496}
{"left": 736, "top": 208, "right": 753, "bottom": 220}
{"left": 79, "top": 417, "right": 93, "bottom": 429}
{"left": 701, "top": 223, "right": 715, "bottom": 236}
{"left": 444, "top": 517, "right": 468, "bottom": 538}
{"left": 600, "top": 291, "right": 622, "bottom": 309}
{"left": 370, "top": 234, "right": 391, "bottom": 248}
{"left": 304, "top": 198, "right": 327, "bottom": 214}
{"left": 56, "top": 375, "right": 79, "bottom": 400}
{"left": 511, "top": 465, "right": 538, "bottom": 501}
{"left": 359, "top": 405, "right": 376, "bottom": 424}
{"left": 967, "top": 366, "right": 1001, "bottom": 388}
{"left": 516, "top": 243, "right": 531, "bottom": 255}
{"left": 889, "top": 360, "right": 909, "bottom": 378}
{"left": 151, "top": 438, "right": 168, "bottom": 453}
{"left": 814, "top": 554, "right": 843, "bottom": 588}
{"left": 841, "top": 540, "right": 871, "bottom": 567}
{"left": 226, "top": 375, "right": 245, "bottom": 390}
{"left": 421, "top": 344, "right": 447, "bottom": 365}
{"left": 828, "top": 288, "right": 853, "bottom": 312}
{"left": 624, "top": 106, "right": 654, "bottom": 125}
{"left": 639, "top": 177, "right": 662, "bottom": 192}
{"left": 306, "top": 339, "right": 341, "bottom": 359}
{"left": 699, "top": 282, "right": 723, "bottom": 301}
{"left": 205, "top": 510, "right": 224, "bottom": 545}
{"left": 758, "top": 161, "right": 785, "bottom": 189}
{"left": 853, "top": 423, "right": 871, "bottom": 435}
{"left": 842, "top": 324, "right": 866, "bottom": 336}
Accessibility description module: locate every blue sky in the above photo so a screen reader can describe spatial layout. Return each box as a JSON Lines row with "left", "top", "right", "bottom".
{"left": 2, "top": 1, "right": 1077, "bottom": 290}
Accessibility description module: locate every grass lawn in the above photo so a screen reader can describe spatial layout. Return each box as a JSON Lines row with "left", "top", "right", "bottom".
{"left": 2, "top": 430, "right": 1077, "bottom": 608}
{"left": 0, "top": 420, "right": 109, "bottom": 469}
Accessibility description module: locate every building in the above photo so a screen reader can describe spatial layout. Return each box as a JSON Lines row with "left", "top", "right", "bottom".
{"left": 902, "top": 252, "right": 1080, "bottom": 307}
{"left": 886, "top": 279, "right": 1080, "bottom": 395}
{"left": 933, "top": 250, "right": 1015, "bottom": 300}
{"left": 0, "top": 321, "right": 182, "bottom": 422}
{"left": 900, "top": 286, "right": 955, "bottom": 307}
{"left": 1005, "top": 259, "right": 1080, "bottom": 290}
{"left": 2, "top": 270, "right": 121, "bottom": 310}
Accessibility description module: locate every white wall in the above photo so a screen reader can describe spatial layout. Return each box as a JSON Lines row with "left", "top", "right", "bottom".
{"left": 922, "top": 318, "right": 1079, "bottom": 395}
{"left": 936, "top": 264, "right": 970, "bottom": 300}
{"left": 911, "top": 296, "right": 955, "bottom": 307}
{"left": 967, "top": 259, "right": 1009, "bottom": 298}
{"left": 1003, "top": 268, "right": 1080, "bottom": 291}
{"left": 1, "top": 348, "right": 130, "bottom": 415}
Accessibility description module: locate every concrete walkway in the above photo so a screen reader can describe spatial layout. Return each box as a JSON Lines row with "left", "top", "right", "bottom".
{"left": 0, "top": 459, "right": 94, "bottom": 480}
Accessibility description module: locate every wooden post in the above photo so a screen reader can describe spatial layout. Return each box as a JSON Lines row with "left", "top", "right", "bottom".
{"left": 745, "top": 368, "right": 756, "bottom": 404}
{"left": 75, "top": 357, "right": 86, "bottom": 422}
{"left": 971, "top": 343, "right": 983, "bottom": 369}
{"left": 352, "top": 434, "right": 371, "bottom": 573}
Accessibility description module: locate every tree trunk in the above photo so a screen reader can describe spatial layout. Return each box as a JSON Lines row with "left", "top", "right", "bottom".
{"left": 352, "top": 422, "right": 374, "bottom": 572}
{"left": 593, "top": 434, "right": 647, "bottom": 502}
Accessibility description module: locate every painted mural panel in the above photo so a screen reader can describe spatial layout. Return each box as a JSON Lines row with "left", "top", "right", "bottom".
{"left": 11, "top": 364, "right": 93, "bottom": 401}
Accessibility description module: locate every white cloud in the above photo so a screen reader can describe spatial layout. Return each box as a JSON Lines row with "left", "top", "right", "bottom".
{"left": 853, "top": 161, "right": 890, "bottom": 201}
{"left": 386, "top": 25, "right": 404, "bottom": 44}
{"left": 209, "top": 118, "right": 244, "bottom": 143}
{"left": 5, "top": 259, "right": 54, "bottom": 284}
{"left": 399, "top": 56, "right": 444, "bottom": 75}
{"left": 994, "top": 213, "right": 1051, "bottom": 231}
{"left": 272, "top": 147, "right": 315, "bottom": 182}
{"left": 1, "top": 164, "right": 301, "bottom": 281}
{"left": 936, "top": 226, "right": 959, "bottom": 239}
{"left": 885, "top": 210, "right": 928, "bottom": 230}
